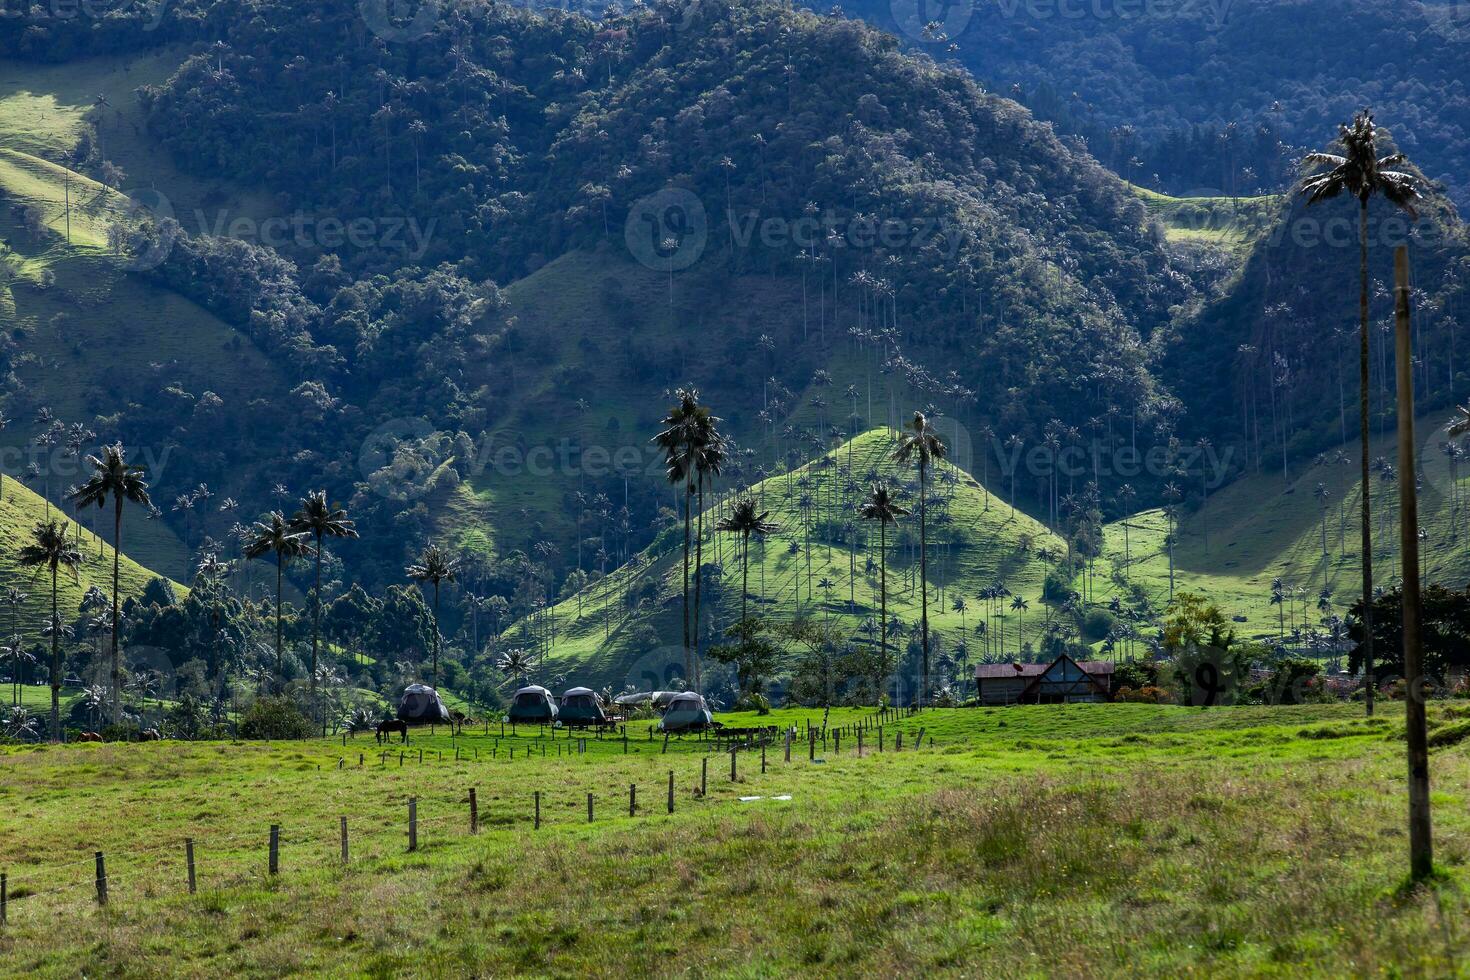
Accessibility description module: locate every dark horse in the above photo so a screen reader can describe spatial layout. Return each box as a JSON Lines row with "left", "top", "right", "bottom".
{"left": 376, "top": 719, "right": 409, "bottom": 744}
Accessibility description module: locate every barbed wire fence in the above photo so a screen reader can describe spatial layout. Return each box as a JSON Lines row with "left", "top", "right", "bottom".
{"left": 0, "top": 708, "right": 936, "bottom": 927}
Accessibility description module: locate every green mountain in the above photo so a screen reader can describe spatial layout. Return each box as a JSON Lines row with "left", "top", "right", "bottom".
{"left": 0, "top": 476, "right": 182, "bottom": 629}
{"left": 500, "top": 428, "right": 1065, "bottom": 690}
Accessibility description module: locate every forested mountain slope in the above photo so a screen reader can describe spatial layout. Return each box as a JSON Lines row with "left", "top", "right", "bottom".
{"left": 834, "top": 0, "right": 1470, "bottom": 208}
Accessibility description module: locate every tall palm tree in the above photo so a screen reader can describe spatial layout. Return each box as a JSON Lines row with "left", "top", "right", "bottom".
{"left": 406, "top": 543, "right": 460, "bottom": 685}
{"left": 893, "top": 412, "right": 947, "bottom": 705}
{"left": 288, "top": 490, "right": 357, "bottom": 715}
{"left": 4, "top": 586, "right": 27, "bottom": 704}
{"left": 690, "top": 422, "right": 725, "bottom": 694}
{"left": 69, "top": 443, "right": 150, "bottom": 725}
{"left": 714, "top": 497, "right": 781, "bottom": 638}
{"left": 243, "top": 512, "right": 309, "bottom": 688}
{"left": 653, "top": 388, "right": 716, "bottom": 691}
{"left": 1301, "top": 110, "right": 1419, "bottom": 718}
{"left": 497, "top": 647, "right": 534, "bottom": 688}
{"left": 1010, "top": 595, "right": 1030, "bottom": 653}
{"left": 18, "top": 520, "right": 82, "bottom": 741}
{"left": 858, "top": 483, "right": 909, "bottom": 693}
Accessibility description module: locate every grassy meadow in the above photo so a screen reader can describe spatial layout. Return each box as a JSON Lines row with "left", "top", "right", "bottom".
{"left": 2, "top": 702, "right": 1469, "bottom": 976}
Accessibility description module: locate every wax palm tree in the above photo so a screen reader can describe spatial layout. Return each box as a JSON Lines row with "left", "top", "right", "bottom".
{"left": 690, "top": 423, "right": 725, "bottom": 693}
{"left": 69, "top": 443, "right": 150, "bottom": 724}
{"left": 858, "top": 483, "right": 909, "bottom": 691}
{"left": 1010, "top": 595, "right": 1030, "bottom": 653}
{"left": 653, "top": 388, "right": 716, "bottom": 690}
{"left": 407, "top": 542, "right": 460, "bottom": 685}
{"left": 497, "top": 647, "right": 534, "bottom": 688}
{"left": 1300, "top": 110, "right": 1419, "bottom": 717}
{"left": 4, "top": 586, "right": 26, "bottom": 703}
{"left": 893, "top": 411, "right": 947, "bottom": 704}
{"left": 714, "top": 497, "right": 781, "bottom": 638}
{"left": 4, "top": 636, "right": 34, "bottom": 707}
{"left": 288, "top": 490, "right": 357, "bottom": 714}
{"left": 244, "top": 512, "right": 309, "bottom": 688}
{"left": 18, "top": 520, "right": 82, "bottom": 741}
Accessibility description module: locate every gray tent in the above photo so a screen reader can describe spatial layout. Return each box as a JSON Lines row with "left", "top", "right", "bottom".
{"left": 397, "top": 683, "right": 451, "bottom": 725}
{"left": 508, "top": 685, "right": 558, "bottom": 724}
{"left": 558, "top": 687, "right": 608, "bottom": 727}
{"left": 658, "top": 692, "right": 714, "bottom": 733}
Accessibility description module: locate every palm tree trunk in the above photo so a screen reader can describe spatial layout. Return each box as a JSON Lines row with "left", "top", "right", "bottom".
{"left": 311, "top": 533, "right": 322, "bottom": 696}
{"left": 1358, "top": 199, "right": 1376, "bottom": 718}
{"left": 919, "top": 460, "right": 930, "bottom": 706}
{"left": 693, "top": 475, "right": 705, "bottom": 695}
{"left": 49, "top": 567, "right": 60, "bottom": 742}
{"left": 681, "top": 481, "right": 691, "bottom": 686}
{"left": 432, "top": 581, "right": 441, "bottom": 685}
{"left": 879, "top": 520, "right": 888, "bottom": 694}
{"left": 740, "top": 531, "right": 750, "bottom": 633}
{"left": 111, "top": 497, "right": 122, "bottom": 725}
{"left": 275, "top": 553, "right": 284, "bottom": 689}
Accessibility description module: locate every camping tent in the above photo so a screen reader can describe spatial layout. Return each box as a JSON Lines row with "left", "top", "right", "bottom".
{"left": 558, "top": 687, "right": 608, "bottom": 727}
{"left": 659, "top": 692, "right": 714, "bottom": 733}
{"left": 397, "top": 684, "right": 451, "bottom": 725}
{"left": 508, "top": 685, "right": 558, "bottom": 724}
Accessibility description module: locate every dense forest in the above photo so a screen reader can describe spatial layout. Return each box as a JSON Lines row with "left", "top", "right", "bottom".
{"left": 837, "top": 0, "right": 1470, "bottom": 208}
{"left": 0, "top": 0, "right": 1466, "bottom": 691}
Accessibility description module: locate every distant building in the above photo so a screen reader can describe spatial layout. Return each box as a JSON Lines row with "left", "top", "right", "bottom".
{"left": 974, "top": 654, "right": 1115, "bottom": 705}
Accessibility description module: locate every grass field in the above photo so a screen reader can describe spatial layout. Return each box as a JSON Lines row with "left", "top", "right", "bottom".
{"left": 2, "top": 702, "right": 1469, "bottom": 975}
{"left": 1132, "top": 185, "right": 1282, "bottom": 249}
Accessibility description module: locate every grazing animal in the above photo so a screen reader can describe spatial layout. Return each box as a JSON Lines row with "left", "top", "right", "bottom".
{"left": 78, "top": 731, "right": 102, "bottom": 743}
{"left": 139, "top": 728, "right": 161, "bottom": 742}
{"left": 376, "top": 719, "right": 408, "bottom": 745}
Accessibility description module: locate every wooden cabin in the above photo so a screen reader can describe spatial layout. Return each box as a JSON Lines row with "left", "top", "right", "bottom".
{"left": 975, "top": 655, "right": 1115, "bottom": 705}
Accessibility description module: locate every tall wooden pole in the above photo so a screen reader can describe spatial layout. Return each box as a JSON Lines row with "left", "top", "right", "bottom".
{"left": 1394, "top": 244, "right": 1433, "bottom": 880}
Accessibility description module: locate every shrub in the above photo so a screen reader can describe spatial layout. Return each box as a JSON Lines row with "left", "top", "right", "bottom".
{"left": 734, "top": 692, "right": 771, "bottom": 714}
{"left": 238, "top": 695, "right": 314, "bottom": 740}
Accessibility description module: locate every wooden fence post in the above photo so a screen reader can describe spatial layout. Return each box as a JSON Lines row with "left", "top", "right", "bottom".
{"left": 269, "top": 826, "right": 280, "bottom": 876}
{"left": 809, "top": 728, "right": 815, "bottom": 761}
{"left": 534, "top": 791, "right": 541, "bottom": 830}
{"left": 95, "top": 852, "right": 108, "bottom": 905}
{"left": 186, "top": 838, "right": 196, "bottom": 894}
{"left": 1, "top": 872, "right": 6, "bottom": 927}
{"left": 730, "top": 748, "right": 737, "bottom": 782}
{"left": 785, "top": 729, "right": 792, "bottom": 763}
{"left": 469, "top": 788, "right": 479, "bottom": 834}
{"left": 629, "top": 783, "right": 636, "bottom": 817}
{"left": 340, "top": 817, "right": 349, "bottom": 864}
{"left": 701, "top": 757, "right": 707, "bottom": 796}
{"left": 667, "top": 771, "right": 675, "bottom": 814}
{"left": 587, "top": 792, "right": 594, "bottom": 823}
{"left": 761, "top": 745, "right": 767, "bottom": 773}
{"left": 896, "top": 731, "right": 903, "bottom": 751}
{"left": 408, "top": 799, "right": 418, "bottom": 852}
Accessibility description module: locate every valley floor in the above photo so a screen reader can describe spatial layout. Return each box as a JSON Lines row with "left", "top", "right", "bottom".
{"left": 2, "top": 703, "right": 1469, "bottom": 976}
